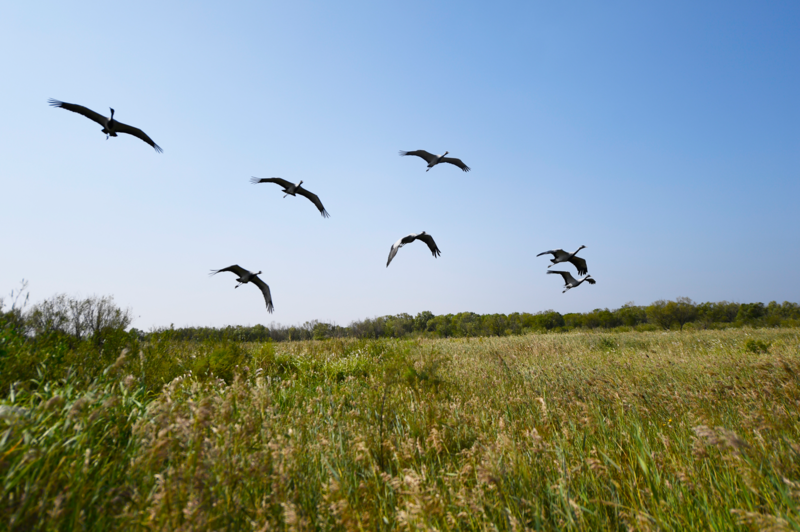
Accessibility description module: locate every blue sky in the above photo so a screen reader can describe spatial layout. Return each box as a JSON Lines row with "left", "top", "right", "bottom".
{"left": 1, "top": 1, "right": 798, "bottom": 329}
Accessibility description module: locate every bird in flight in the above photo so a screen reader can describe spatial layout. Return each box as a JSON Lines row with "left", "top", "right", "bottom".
{"left": 387, "top": 232, "right": 441, "bottom": 267}
{"left": 210, "top": 265, "right": 274, "bottom": 312}
{"left": 399, "top": 150, "right": 470, "bottom": 172}
{"left": 250, "top": 177, "right": 329, "bottom": 217}
{"left": 537, "top": 246, "right": 588, "bottom": 276}
{"left": 547, "top": 270, "right": 595, "bottom": 293}
{"left": 48, "top": 99, "right": 162, "bottom": 152}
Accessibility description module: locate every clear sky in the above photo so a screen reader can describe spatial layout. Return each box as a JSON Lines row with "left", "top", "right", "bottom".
{"left": 1, "top": 1, "right": 798, "bottom": 330}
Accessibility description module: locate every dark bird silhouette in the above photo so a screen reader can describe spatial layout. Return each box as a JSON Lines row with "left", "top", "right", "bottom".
{"left": 399, "top": 150, "right": 470, "bottom": 172}
{"left": 537, "top": 246, "right": 588, "bottom": 276}
{"left": 387, "top": 232, "right": 441, "bottom": 267}
{"left": 547, "top": 270, "right": 595, "bottom": 293}
{"left": 48, "top": 99, "right": 162, "bottom": 152}
{"left": 210, "top": 265, "right": 273, "bottom": 312}
{"left": 250, "top": 177, "right": 329, "bottom": 217}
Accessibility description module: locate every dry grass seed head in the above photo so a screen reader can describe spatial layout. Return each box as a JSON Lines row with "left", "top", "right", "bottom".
{"left": 44, "top": 395, "right": 65, "bottom": 411}
{"left": 68, "top": 397, "right": 92, "bottom": 419}
{"left": 693, "top": 425, "right": 748, "bottom": 456}
{"left": 730, "top": 509, "right": 792, "bottom": 532}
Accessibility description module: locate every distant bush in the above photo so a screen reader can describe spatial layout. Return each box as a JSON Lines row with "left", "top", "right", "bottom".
{"left": 192, "top": 342, "right": 247, "bottom": 383}
{"left": 0, "top": 286, "right": 136, "bottom": 397}
{"left": 743, "top": 338, "right": 771, "bottom": 354}
{"left": 595, "top": 337, "right": 618, "bottom": 351}
{"left": 27, "top": 294, "right": 132, "bottom": 347}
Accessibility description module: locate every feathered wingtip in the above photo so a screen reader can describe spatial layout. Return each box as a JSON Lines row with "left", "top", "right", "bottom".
{"left": 48, "top": 98, "right": 64, "bottom": 108}
{"left": 320, "top": 209, "right": 330, "bottom": 218}
{"left": 153, "top": 143, "right": 163, "bottom": 154}
{"left": 398, "top": 150, "right": 409, "bottom": 156}
{"left": 249, "top": 176, "right": 263, "bottom": 185}
{"left": 208, "top": 269, "right": 221, "bottom": 277}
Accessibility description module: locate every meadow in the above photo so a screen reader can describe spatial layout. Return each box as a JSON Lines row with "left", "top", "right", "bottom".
{"left": 1, "top": 328, "right": 799, "bottom": 531}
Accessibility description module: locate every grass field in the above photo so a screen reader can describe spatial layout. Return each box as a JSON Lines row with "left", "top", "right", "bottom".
{"left": 1, "top": 329, "right": 799, "bottom": 530}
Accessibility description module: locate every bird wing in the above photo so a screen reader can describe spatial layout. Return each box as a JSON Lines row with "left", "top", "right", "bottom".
{"left": 568, "top": 255, "right": 588, "bottom": 276}
{"left": 547, "top": 270, "right": 577, "bottom": 284}
{"left": 250, "top": 176, "right": 294, "bottom": 189}
{"left": 536, "top": 249, "right": 562, "bottom": 258}
{"left": 251, "top": 276, "right": 274, "bottom": 313}
{"left": 210, "top": 265, "right": 250, "bottom": 277}
{"left": 387, "top": 239, "right": 404, "bottom": 267}
{"left": 440, "top": 157, "right": 470, "bottom": 172}
{"left": 48, "top": 99, "right": 107, "bottom": 126}
{"left": 113, "top": 120, "right": 163, "bottom": 152}
{"left": 415, "top": 233, "right": 441, "bottom": 258}
{"left": 399, "top": 150, "right": 437, "bottom": 164}
{"left": 296, "top": 186, "right": 330, "bottom": 218}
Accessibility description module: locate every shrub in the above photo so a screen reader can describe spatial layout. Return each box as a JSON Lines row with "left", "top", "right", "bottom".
{"left": 595, "top": 336, "right": 618, "bottom": 351}
{"left": 743, "top": 338, "right": 771, "bottom": 354}
{"left": 192, "top": 342, "right": 247, "bottom": 383}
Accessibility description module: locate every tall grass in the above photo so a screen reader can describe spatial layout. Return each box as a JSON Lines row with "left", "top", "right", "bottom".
{"left": 1, "top": 329, "right": 799, "bottom": 530}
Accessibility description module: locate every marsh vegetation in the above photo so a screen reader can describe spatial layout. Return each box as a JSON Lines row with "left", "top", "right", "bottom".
{"left": 1, "top": 311, "right": 798, "bottom": 530}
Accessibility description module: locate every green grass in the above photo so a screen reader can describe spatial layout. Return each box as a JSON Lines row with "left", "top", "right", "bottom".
{"left": 1, "top": 329, "right": 799, "bottom": 530}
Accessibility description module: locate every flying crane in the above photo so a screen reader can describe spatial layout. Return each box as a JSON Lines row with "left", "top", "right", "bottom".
{"left": 387, "top": 232, "right": 441, "bottom": 267}
{"left": 547, "top": 270, "right": 596, "bottom": 293}
{"left": 210, "top": 265, "right": 274, "bottom": 312}
{"left": 399, "top": 150, "right": 470, "bottom": 172}
{"left": 250, "top": 177, "right": 329, "bottom": 217}
{"left": 537, "top": 246, "right": 588, "bottom": 275}
{"left": 48, "top": 99, "right": 162, "bottom": 152}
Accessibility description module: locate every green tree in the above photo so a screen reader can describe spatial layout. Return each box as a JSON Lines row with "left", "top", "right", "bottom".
{"left": 530, "top": 311, "right": 565, "bottom": 330}
{"left": 696, "top": 301, "right": 739, "bottom": 328}
{"left": 646, "top": 300, "right": 673, "bottom": 330}
{"left": 429, "top": 315, "right": 453, "bottom": 337}
{"left": 672, "top": 297, "right": 698, "bottom": 330}
{"left": 736, "top": 303, "right": 766, "bottom": 325}
{"left": 27, "top": 294, "right": 132, "bottom": 343}
{"left": 615, "top": 303, "right": 647, "bottom": 327}
{"left": 414, "top": 311, "right": 435, "bottom": 332}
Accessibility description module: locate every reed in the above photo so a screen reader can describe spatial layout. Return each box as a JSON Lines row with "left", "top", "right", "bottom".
{"left": 1, "top": 329, "right": 798, "bottom": 530}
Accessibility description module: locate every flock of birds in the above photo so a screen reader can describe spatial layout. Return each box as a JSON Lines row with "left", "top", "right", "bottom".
{"left": 48, "top": 98, "right": 596, "bottom": 313}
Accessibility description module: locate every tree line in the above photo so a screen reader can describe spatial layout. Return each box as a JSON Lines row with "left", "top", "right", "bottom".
{"left": 3, "top": 283, "right": 799, "bottom": 346}
{"left": 141, "top": 298, "right": 800, "bottom": 342}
